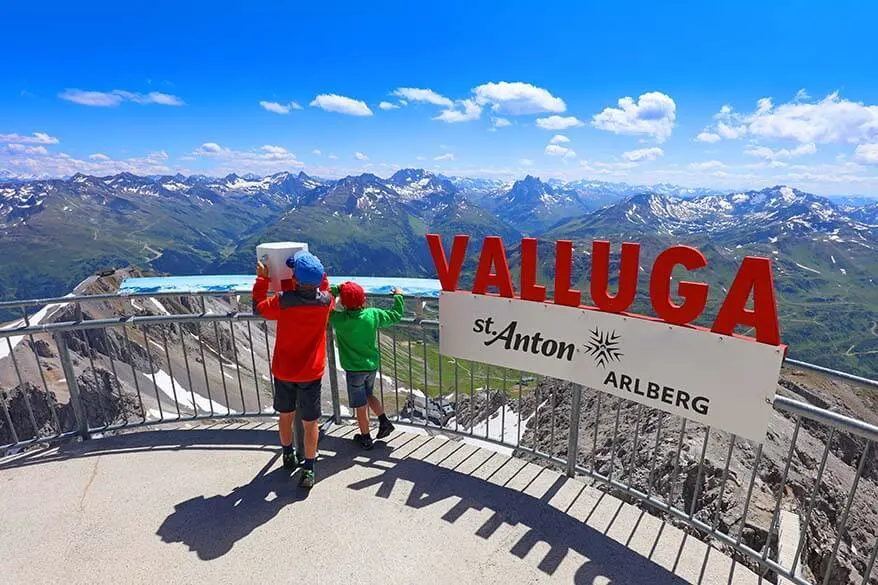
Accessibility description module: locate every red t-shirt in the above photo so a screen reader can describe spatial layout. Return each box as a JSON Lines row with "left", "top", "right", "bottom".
{"left": 252, "top": 275, "right": 335, "bottom": 383}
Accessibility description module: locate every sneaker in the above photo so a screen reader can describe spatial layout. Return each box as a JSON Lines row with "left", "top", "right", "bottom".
{"left": 353, "top": 433, "right": 374, "bottom": 450}
{"left": 300, "top": 468, "right": 316, "bottom": 489}
{"left": 282, "top": 450, "right": 299, "bottom": 470}
{"left": 376, "top": 419, "right": 395, "bottom": 440}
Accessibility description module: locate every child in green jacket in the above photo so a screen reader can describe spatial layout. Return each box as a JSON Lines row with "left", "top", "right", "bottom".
{"left": 329, "top": 281, "right": 404, "bottom": 449}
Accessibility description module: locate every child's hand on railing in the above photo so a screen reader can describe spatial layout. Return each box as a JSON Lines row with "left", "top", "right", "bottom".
{"left": 391, "top": 287, "right": 403, "bottom": 296}
{"left": 256, "top": 262, "right": 269, "bottom": 278}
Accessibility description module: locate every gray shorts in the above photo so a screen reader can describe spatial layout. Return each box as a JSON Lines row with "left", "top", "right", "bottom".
{"left": 346, "top": 371, "right": 376, "bottom": 409}
{"left": 273, "top": 378, "right": 322, "bottom": 421}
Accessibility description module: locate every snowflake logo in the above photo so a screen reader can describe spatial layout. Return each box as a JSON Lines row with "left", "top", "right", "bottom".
{"left": 584, "top": 328, "right": 623, "bottom": 368}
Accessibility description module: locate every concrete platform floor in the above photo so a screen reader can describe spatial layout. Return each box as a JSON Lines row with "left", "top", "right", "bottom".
{"left": 0, "top": 421, "right": 763, "bottom": 585}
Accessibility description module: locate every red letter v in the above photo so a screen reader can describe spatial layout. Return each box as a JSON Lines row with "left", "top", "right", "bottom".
{"left": 426, "top": 234, "right": 469, "bottom": 291}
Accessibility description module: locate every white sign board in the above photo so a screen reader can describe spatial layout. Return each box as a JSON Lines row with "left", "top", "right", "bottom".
{"left": 439, "top": 292, "right": 783, "bottom": 443}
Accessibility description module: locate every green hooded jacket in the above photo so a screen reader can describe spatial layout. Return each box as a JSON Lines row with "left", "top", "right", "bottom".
{"left": 328, "top": 290, "right": 405, "bottom": 372}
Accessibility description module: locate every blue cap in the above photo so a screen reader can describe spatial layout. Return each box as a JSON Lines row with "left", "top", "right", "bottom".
{"left": 286, "top": 250, "right": 324, "bottom": 286}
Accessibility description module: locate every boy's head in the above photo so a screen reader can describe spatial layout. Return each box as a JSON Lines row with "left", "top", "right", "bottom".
{"left": 339, "top": 281, "right": 366, "bottom": 310}
{"left": 286, "top": 250, "right": 324, "bottom": 288}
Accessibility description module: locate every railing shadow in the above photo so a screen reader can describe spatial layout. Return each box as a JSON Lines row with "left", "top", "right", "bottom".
{"left": 0, "top": 423, "right": 286, "bottom": 471}
{"left": 343, "top": 441, "right": 693, "bottom": 585}
{"left": 1, "top": 426, "right": 732, "bottom": 583}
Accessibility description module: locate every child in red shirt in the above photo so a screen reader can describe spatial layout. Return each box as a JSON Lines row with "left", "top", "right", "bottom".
{"left": 253, "top": 250, "right": 333, "bottom": 488}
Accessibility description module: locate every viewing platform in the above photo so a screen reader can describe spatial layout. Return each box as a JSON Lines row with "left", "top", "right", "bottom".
{"left": 3, "top": 278, "right": 878, "bottom": 585}
{"left": 1, "top": 421, "right": 765, "bottom": 585}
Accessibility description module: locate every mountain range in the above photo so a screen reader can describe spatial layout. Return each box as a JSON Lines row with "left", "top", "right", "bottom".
{"left": 1, "top": 169, "right": 876, "bottom": 377}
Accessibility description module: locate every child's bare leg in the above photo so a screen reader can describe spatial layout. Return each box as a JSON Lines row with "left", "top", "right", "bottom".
{"left": 367, "top": 395, "right": 384, "bottom": 417}
{"left": 278, "top": 412, "right": 294, "bottom": 447}
{"left": 356, "top": 405, "right": 370, "bottom": 434}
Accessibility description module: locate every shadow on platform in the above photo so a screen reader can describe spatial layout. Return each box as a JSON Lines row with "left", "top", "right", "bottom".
{"left": 1, "top": 424, "right": 750, "bottom": 584}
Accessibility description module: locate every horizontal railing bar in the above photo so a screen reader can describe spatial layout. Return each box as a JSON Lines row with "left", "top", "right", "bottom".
{"left": 774, "top": 394, "right": 878, "bottom": 443}
{"left": 0, "top": 312, "right": 262, "bottom": 338}
{"left": 0, "top": 289, "right": 434, "bottom": 311}
{"left": 784, "top": 358, "right": 878, "bottom": 389}
{"left": 0, "top": 290, "right": 237, "bottom": 310}
{"left": 0, "top": 430, "right": 81, "bottom": 454}
{"left": 0, "top": 312, "right": 438, "bottom": 339}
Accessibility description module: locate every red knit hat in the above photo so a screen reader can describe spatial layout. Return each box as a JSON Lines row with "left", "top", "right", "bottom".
{"left": 339, "top": 281, "right": 366, "bottom": 310}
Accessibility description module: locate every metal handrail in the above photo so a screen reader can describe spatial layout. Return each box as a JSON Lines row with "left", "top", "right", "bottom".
{"left": 4, "top": 303, "right": 877, "bottom": 442}
{"left": 3, "top": 291, "right": 869, "bottom": 388}
{"left": 1, "top": 293, "right": 877, "bottom": 585}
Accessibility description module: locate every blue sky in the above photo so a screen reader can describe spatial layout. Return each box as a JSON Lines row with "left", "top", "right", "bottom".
{"left": 2, "top": 0, "right": 878, "bottom": 196}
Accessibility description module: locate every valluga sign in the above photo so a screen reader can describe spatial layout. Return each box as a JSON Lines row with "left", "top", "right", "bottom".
{"left": 428, "top": 234, "right": 787, "bottom": 444}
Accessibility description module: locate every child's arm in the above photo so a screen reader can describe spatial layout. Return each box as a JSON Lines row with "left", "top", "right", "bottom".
{"left": 374, "top": 289, "right": 405, "bottom": 328}
{"left": 252, "top": 264, "right": 281, "bottom": 320}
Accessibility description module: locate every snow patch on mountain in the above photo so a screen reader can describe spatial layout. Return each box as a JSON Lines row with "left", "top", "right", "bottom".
{"left": 795, "top": 262, "right": 822, "bottom": 275}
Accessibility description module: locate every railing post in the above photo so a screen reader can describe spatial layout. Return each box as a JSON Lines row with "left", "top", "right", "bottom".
{"left": 566, "top": 384, "right": 583, "bottom": 477}
{"left": 54, "top": 332, "right": 90, "bottom": 441}
{"left": 326, "top": 325, "right": 342, "bottom": 425}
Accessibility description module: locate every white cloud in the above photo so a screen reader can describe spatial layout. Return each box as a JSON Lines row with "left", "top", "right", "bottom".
{"left": 544, "top": 144, "right": 576, "bottom": 158}
{"left": 392, "top": 88, "right": 454, "bottom": 108}
{"left": 744, "top": 142, "right": 817, "bottom": 160}
{"left": 59, "top": 89, "right": 184, "bottom": 107}
{"left": 716, "top": 121, "right": 747, "bottom": 140}
{"left": 434, "top": 99, "right": 482, "bottom": 123}
{"left": 415, "top": 156, "right": 425, "bottom": 161}
{"left": 379, "top": 101, "right": 400, "bottom": 110}
{"left": 6, "top": 144, "right": 49, "bottom": 156}
{"left": 309, "top": 94, "right": 373, "bottom": 116}
{"left": 622, "top": 147, "right": 664, "bottom": 162}
{"left": 434, "top": 153, "right": 455, "bottom": 161}
{"left": 549, "top": 134, "right": 570, "bottom": 144}
{"left": 354, "top": 152, "right": 369, "bottom": 161}
{"left": 687, "top": 160, "right": 726, "bottom": 170}
{"left": 2, "top": 148, "right": 176, "bottom": 177}
{"left": 705, "top": 92, "right": 878, "bottom": 146}
{"left": 260, "top": 145, "right": 289, "bottom": 156}
{"left": 0, "top": 132, "right": 60, "bottom": 145}
{"left": 695, "top": 131, "right": 721, "bottom": 143}
{"left": 748, "top": 92, "right": 878, "bottom": 144}
{"left": 492, "top": 117, "right": 511, "bottom": 128}
{"left": 188, "top": 143, "right": 303, "bottom": 172}
{"left": 472, "top": 81, "right": 566, "bottom": 115}
{"left": 756, "top": 97, "right": 773, "bottom": 115}
{"left": 259, "top": 100, "right": 302, "bottom": 114}
{"left": 520, "top": 159, "right": 534, "bottom": 166}
{"left": 855, "top": 143, "right": 878, "bottom": 164}
{"left": 89, "top": 153, "right": 111, "bottom": 161}
{"left": 328, "top": 153, "right": 338, "bottom": 160}
{"left": 536, "top": 115, "right": 584, "bottom": 130}
{"left": 312, "top": 149, "right": 322, "bottom": 156}
{"left": 194, "top": 142, "right": 229, "bottom": 155}
{"left": 795, "top": 88, "right": 811, "bottom": 102}
{"left": 592, "top": 92, "right": 676, "bottom": 142}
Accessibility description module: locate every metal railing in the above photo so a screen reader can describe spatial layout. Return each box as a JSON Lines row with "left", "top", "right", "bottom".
{"left": 1, "top": 291, "right": 877, "bottom": 585}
